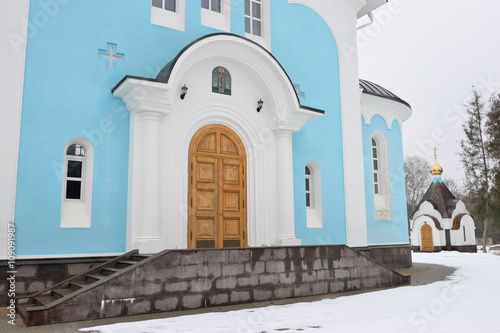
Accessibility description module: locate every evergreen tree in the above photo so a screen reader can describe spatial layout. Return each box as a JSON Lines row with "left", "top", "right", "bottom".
{"left": 459, "top": 88, "right": 493, "bottom": 252}
{"left": 486, "top": 93, "right": 500, "bottom": 242}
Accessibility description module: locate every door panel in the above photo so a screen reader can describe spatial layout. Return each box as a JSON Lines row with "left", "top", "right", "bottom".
{"left": 188, "top": 125, "right": 246, "bottom": 249}
{"left": 421, "top": 224, "right": 433, "bottom": 252}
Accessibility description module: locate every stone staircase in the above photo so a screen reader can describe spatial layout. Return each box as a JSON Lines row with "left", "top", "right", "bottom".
{"left": 16, "top": 245, "right": 410, "bottom": 327}
{"left": 16, "top": 249, "right": 154, "bottom": 326}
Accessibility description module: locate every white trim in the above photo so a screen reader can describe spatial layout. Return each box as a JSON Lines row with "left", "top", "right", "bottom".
{"left": 306, "top": 161, "right": 323, "bottom": 228}
{"left": 201, "top": 0, "right": 231, "bottom": 32}
{"left": 15, "top": 252, "right": 125, "bottom": 260}
{"left": 0, "top": 0, "right": 29, "bottom": 259}
{"left": 114, "top": 35, "right": 321, "bottom": 250}
{"left": 151, "top": 0, "right": 185, "bottom": 31}
{"left": 360, "top": 93, "right": 411, "bottom": 132}
{"left": 60, "top": 138, "right": 93, "bottom": 228}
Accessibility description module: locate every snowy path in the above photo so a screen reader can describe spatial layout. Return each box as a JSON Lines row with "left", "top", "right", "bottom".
{"left": 82, "top": 252, "right": 500, "bottom": 333}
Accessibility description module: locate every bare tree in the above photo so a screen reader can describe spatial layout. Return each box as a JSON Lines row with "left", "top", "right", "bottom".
{"left": 442, "top": 177, "right": 463, "bottom": 200}
{"left": 404, "top": 155, "right": 431, "bottom": 219}
{"left": 459, "top": 88, "right": 493, "bottom": 253}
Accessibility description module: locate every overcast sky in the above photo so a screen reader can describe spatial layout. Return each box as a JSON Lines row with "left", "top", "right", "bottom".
{"left": 358, "top": 0, "right": 500, "bottom": 184}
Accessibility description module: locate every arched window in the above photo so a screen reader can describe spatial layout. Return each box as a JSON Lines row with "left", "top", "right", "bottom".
{"left": 61, "top": 138, "right": 93, "bottom": 228}
{"left": 371, "top": 138, "right": 379, "bottom": 194}
{"left": 305, "top": 162, "right": 322, "bottom": 228}
{"left": 305, "top": 166, "right": 312, "bottom": 208}
{"left": 371, "top": 133, "right": 391, "bottom": 220}
{"left": 65, "top": 144, "right": 85, "bottom": 200}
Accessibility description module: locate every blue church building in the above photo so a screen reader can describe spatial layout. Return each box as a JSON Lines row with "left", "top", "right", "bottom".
{"left": 2, "top": 0, "right": 412, "bottom": 270}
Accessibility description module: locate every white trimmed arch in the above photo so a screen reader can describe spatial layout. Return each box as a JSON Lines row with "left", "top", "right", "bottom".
{"left": 113, "top": 34, "right": 322, "bottom": 252}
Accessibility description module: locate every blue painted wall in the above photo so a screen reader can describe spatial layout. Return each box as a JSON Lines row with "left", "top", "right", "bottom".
{"left": 271, "top": 5, "right": 346, "bottom": 245}
{"left": 15, "top": 0, "right": 345, "bottom": 255}
{"left": 361, "top": 115, "right": 409, "bottom": 244}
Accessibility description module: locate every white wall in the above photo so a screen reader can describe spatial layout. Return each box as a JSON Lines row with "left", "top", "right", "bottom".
{"left": 0, "top": 0, "right": 29, "bottom": 259}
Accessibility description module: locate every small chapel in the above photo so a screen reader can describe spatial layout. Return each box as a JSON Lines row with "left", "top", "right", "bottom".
{"left": 2, "top": 0, "right": 415, "bottom": 324}
{"left": 409, "top": 152, "right": 477, "bottom": 252}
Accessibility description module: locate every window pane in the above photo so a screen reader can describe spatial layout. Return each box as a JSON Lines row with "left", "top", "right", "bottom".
{"left": 252, "top": 19, "right": 261, "bottom": 36}
{"left": 67, "top": 144, "right": 85, "bottom": 156}
{"left": 373, "top": 173, "right": 378, "bottom": 183}
{"left": 374, "top": 184, "right": 379, "bottom": 194}
{"left": 245, "top": 17, "right": 251, "bottom": 33}
{"left": 372, "top": 147, "right": 377, "bottom": 158}
{"left": 372, "top": 138, "right": 376, "bottom": 147}
{"left": 305, "top": 178, "right": 310, "bottom": 191}
{"left": 252, "top": 2, "right": 261, "bottom": 19}
{"left": 67, "top": 160, "right": 82, "bottom": 178}
{"left": 212, "top": 0, "right": 221, "bottom": 12}
{"left": 201, "top": 0, "right": 209, "bottom": 9}
{"left": 306, "top": 193, "right": 310, "bottom": 207}
{"left": 66, "top": 180, "right": 81, "bottom": 199}
{"left": 164, "top": 0, "right": 176, "bottom": 11}
{"left": 305, "top": 166, "right": 310, "bottom": 175}
{"left": 245, "top": 0, "right": 250, "bottom": 15}
{"left": 152, "top": 0, "right": 162, "bottom": 8}
{"left": 373, "top": 160, "right": 378, "bottom": 171}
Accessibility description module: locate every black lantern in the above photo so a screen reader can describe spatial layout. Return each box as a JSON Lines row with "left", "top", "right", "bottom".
{"left": 180, "top": 84, "right": 188, "bottom": 100}
{"left": 257, "top": 98, "right": 264, "bottom": 112}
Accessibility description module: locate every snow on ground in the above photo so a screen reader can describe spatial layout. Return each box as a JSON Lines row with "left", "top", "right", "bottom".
{"left": 81, "top": 252, "right": 500, "bottom": 333}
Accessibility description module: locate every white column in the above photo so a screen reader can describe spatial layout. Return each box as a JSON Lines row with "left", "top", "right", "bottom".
{"left": 137, "top": 111, "right": 164, "bottom": 253}
{"left": 274, "top": 130, "right": 301, "bottom": 245}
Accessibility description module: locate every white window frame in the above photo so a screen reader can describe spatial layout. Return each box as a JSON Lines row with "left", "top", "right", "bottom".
{"left": 151, "top": 0, "right": 185, "bottom": 31}
{"left": 61, "top": 138, "right": 93, "bottom": 228}
{"left": 371, "top": 133, "right": 391, "bottom": 221}
{"left": 305, "top": 161, "right": 323, "bottom": 228}
{"left": 244, "top": 0, "right": 271, "bottom": 49}
{"left": 201, "top": 0, "right": 231, "bottom": 32}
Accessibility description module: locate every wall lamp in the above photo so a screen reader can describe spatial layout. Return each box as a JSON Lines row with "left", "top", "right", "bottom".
{"left": 180, "top": 84, "right": 188, "bottom": 100}
{"left": 256, "top": 98, "right": 264, "bottom": 112}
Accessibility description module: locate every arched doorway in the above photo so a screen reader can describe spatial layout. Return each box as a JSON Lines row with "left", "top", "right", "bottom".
{"left": 421, "top": 224, "right": 433, "bottom": 252}
{"left": 188, "top": 124, "right": 247, "bottom": 249}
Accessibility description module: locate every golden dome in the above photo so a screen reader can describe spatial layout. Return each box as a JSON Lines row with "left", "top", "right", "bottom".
{"left": 431, "top": 147, "right": 443, "bottom": 175}
{"left": 431, "top": 160, "right": 443, "bottom": 175}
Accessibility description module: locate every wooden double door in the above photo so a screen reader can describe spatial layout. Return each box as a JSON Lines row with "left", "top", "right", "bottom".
{"left": 188, "top": 125, "right": 247, "bottom": 249}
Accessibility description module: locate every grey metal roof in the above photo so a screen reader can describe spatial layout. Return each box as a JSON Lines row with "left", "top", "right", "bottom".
{"left": 359, "top": 79, "right": 411, "bottom": 108}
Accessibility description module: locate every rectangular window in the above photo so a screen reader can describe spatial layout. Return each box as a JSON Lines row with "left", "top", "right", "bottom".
{"left": 152, "top": 0, "right": 176, "bottom": 12}
{"left": 245, "top": 0, "right": 262, "bottom": 36}
{"left": 202, "top": 0, "right": 221, "bottom": 13}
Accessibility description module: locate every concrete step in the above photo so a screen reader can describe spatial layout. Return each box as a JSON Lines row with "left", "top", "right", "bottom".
{"left": 70, "top": 280, "right": 93, "bottom": 290}
{"left": 53, "top": 288, "right": 73, "bottom": 298}
{"left": 116, "top": 260, "right": 137, "bottom": 268}
{"left": 86, "top": 274, "right": 107, "bottom": 283}
{"left": 35, "top": 295, "right": 58, "bottom": 306}
{"left": 101, "top": 267, "right": 122, "bottom": 276}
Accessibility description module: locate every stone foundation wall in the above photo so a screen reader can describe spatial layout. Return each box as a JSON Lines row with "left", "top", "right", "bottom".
{"left": 0, "top": 257, "right": 113, "bottom": 306}
{"left": 26, "top": 245, "right": 410, "bottom": 325}
{"left": 355, "top": 244, "right": 412, "bottom": 269}
{"left": 411, "top": 245, "right": 477, "bottom": 253}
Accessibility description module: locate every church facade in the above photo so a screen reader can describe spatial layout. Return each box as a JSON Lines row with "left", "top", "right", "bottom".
{"left": 2, "top": 1, "right": 412, "bottom": 267}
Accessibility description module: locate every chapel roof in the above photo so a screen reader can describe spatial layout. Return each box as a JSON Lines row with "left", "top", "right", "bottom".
{"left": 416, "top": 181, "right": 459, "bottom": 219}
{"left": 359, "top": 79, "right": 411, "bottom": 108}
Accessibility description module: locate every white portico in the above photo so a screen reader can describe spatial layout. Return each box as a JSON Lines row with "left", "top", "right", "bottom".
{"left": 113, "top": 34, "right": 323, "bottom": 253}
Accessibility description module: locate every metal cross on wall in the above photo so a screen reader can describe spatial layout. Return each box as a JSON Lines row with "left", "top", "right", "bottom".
{"left": 99, "top": 43, "right": 124, "bottom": 69}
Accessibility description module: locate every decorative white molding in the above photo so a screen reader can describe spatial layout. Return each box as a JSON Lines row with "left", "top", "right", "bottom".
{"left": 114, "top": 34, "right": 322, "bottom": 250}
{"left": 0, "top": 0, "right": 29, "bottom": 260}
{"left": 361, "top": 93, "right": 411, "bottom": 132}
{"left": 151, "top": 1, "right": 185, "bottom": 31}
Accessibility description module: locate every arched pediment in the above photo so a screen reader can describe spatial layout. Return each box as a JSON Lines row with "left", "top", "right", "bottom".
{"left": 112, "top": 33, "right": 324, "bottom": 132}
